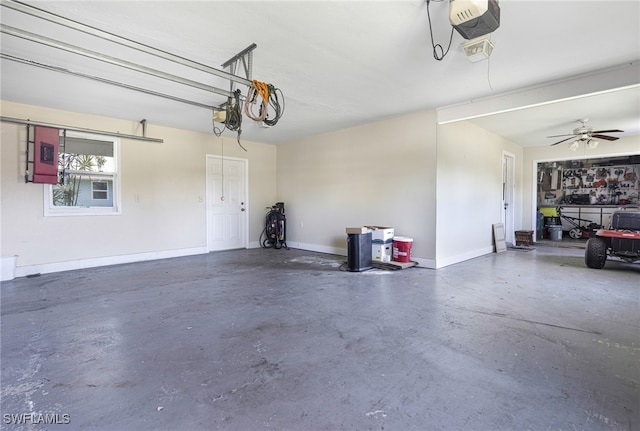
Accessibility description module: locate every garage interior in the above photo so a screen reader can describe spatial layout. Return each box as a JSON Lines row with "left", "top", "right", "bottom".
{"left": 536, "top": 155, "right": 640, "bottom": 241}
{"left": 1, "top": 1, "right": 639, "bottom": 430}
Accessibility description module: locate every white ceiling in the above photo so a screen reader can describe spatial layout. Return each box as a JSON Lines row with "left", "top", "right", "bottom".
{"left": 1, "top": 0, "right": 639, "bottom": 146}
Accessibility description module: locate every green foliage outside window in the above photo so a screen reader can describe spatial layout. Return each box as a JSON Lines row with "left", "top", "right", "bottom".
{"left": 52, "top": 154, "right": 109, "bottom": 207}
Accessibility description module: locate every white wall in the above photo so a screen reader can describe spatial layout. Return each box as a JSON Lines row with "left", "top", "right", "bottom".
{"left": 277, "top": 110, "right": 438, "bottom": 265}
{"left": 9, "top": 100, "right": 632, "bottom": 276}
{"left": 0, "top": 101, "right": 277, "bottom": 276}
{"left": 522, "top": 136, "right": 640, "bottom": 230}
{"left": 276, "top": 110, "right": 530, "bottom": 269}
{"left": 435, "top": 121, "right": 523, "bottom": 267}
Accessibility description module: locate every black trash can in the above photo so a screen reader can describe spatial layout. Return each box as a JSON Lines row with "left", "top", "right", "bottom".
{"left": 347, "top": 232, "right": 372, "bottom": 272}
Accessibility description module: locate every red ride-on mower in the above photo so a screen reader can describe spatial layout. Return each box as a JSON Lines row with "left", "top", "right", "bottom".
{"left": 585, "top": 205, "right": 640, "bottom": 269}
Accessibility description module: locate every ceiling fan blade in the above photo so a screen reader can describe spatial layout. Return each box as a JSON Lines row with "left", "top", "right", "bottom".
{"left": 550, "top": 137, "right": 574, "bottom": 146}
{"left": 591, "top": 134, "right": 620, "bottom": 141}
{"left": 591, "top": 129, "right": 624, "bottom": 134}
{"left": 546, "top": 133, "right": 574, "bottom": 138}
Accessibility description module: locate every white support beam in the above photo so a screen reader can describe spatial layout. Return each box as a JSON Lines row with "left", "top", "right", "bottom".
{"left": 436, "top": 61, "right": 640, "bottom": 124}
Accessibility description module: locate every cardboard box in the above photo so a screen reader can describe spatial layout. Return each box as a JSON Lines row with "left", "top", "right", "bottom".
{"left": 346, "top": 227, "right": 369, "bottom": 234}
{"left": 365, "top": 226, "right": 394, "bottom": 243}
{"left": 372, "top": 243, "right": 392, "bottom": 262}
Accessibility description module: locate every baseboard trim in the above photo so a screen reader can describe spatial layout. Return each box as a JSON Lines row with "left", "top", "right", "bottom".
{"left": 10, "top": 244, "right": 494, "bottom": 279}
{"left": 14, "top": 247, "right": 208, "bottom": 278}
{"left": 435, "top": 246, "right": 494, "bottom": 268}
{"left": 411, "top": 257, "right": 437, "bottom": 269}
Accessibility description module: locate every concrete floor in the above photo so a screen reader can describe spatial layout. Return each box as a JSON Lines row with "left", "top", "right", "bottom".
{"left": 1, "top": 246, "right": 638, "bottom": 431}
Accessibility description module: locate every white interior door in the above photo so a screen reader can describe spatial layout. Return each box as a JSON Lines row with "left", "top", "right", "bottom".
{"left": 206, "top": 155, "right": 247, "bottom": 251}
{"left": 502, "top": 152, "right": 515, "bottom": 245}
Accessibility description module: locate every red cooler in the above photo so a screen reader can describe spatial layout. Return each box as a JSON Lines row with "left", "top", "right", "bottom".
{"left": 392, "top": 236, "right": 413, "bottom": 263}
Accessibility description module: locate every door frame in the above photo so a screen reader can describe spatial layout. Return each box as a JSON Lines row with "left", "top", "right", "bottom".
{"left": 502, "top": 151, "right": 516, "bottom": 245}
{"left": 205, "top": 154, "right": 249, "bottom": 252}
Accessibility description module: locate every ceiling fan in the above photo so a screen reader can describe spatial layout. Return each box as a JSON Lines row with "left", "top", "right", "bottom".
{"left": 548, "top": 118, "right": 624, "bottom": 146}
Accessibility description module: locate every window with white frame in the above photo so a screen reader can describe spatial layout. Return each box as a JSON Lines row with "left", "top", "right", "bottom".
{"left": 91, "top": 180, "right": 109, "bottom": 200}
{"left": 45, "top": 131, "right": 120, "bottom": 216}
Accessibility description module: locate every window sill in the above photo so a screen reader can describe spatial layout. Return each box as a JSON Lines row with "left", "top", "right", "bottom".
{"left": 44, "top": 207, "right": 122, "bottom": 217}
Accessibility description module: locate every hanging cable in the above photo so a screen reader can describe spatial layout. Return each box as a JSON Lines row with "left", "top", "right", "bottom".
{"left": 426, "top": 0, "right": 455, "bottom": 61}
{"left": 486, "top": 34, "right": 494, "bottom": 91}
{"left": 253, "top": 80, "right": 269, "bottom": 103}
{"left": 224, "top": 89, "right": 247, "bottom": 151}
{"left": 214, "top": 79, "right": 284, "bottom": 145}
{"left": 263, "top": 84, "right": 285, "bottom": 127}
{"left": 220, "top": 137, "right": 225, "bottom": 201}
{"left": 244, "top": 80, "right": 269, "bottom": 122}
{"left": 236, "top": 132, "right": 247, "bottom": 151}
{"left": 225, "top": 91, "right": 242, "bottom": 131}
{"left": 212, "top": 107, "right": 225, "bottom": 137}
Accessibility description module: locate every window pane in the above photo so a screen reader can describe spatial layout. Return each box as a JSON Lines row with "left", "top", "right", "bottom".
{"left": 92, "top": 181, "right": 109, "bottom": 200}
{"left": 53, "top": 177, "right": 113, "bottom": 207}
{"left": 59, "top": 153, "right": 115, "bottom": 174}
{"left": 93, "top": 181, "right": 108, "bottom": 191}
{"left": 62, "top": 137, "right": 114, "bottom": 157}
{"left": 46, "top": 132, "right": 119, "bottom": 216}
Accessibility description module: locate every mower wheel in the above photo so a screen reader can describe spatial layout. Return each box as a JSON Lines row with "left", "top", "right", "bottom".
{"left": 585, "top": 237, "right": 607, "bottom": 269}
{"left": 569, "top": 228, "right": 582, "bottom": 239}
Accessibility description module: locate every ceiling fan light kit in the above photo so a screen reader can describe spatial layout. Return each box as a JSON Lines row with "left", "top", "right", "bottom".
{"left": 548, "top": 118, "right": 623, "bottom": 147}
{"left": 568, "top": 138, "right": 598, "bottom": 151}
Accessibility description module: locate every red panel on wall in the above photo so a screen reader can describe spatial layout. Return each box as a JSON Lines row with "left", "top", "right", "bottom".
{"left": 33, "top": 126, "right": 59, "bottom": 184}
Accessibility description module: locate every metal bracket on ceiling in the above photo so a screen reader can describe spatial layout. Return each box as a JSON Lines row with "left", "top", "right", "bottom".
{"left": 140, "top": 119, "right": 147, "bottom": 138}
{"left": 221, "top": 43, "right": 256, "bottom": 95}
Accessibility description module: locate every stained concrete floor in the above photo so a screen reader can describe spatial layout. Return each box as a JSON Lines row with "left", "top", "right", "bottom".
{"left": 1, "top": 246, "right": 638, "bottom": 431}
